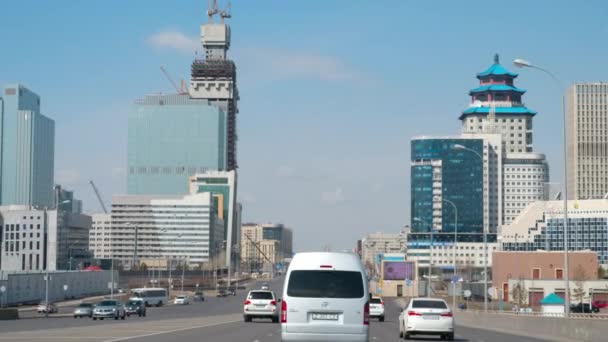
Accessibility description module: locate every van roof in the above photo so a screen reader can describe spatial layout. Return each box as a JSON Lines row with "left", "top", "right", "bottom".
{"left": 289, "top": 252, "right": 364, "bottom": 271}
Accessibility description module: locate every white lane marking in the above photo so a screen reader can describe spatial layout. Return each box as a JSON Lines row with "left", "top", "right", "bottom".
{"left": 102, "top": 319, "right": 241, "bottom": 342}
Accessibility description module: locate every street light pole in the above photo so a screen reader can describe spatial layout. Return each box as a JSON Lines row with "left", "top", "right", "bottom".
{"left": 453, "top": 143, "right": 488, "bottom": 311}
{"left": 514, "top": 58, "right": 570, "bottom": 317}
{"left": 442, "top": 199, "right": 458, "bottom": 312}
{"left": 414, "top": 217, "right": 434, "bottom": 297}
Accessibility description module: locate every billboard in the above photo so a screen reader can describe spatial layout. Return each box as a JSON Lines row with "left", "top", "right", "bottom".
{"left": 383, "top": 261, "right": 416, "bottom": 281}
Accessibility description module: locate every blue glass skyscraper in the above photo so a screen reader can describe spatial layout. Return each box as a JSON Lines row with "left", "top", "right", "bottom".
{"left": 127, "top": 94, "right": 227, "bottom": 195}
{"left": 0, "top": 84, "right": 55, "bottom": 207}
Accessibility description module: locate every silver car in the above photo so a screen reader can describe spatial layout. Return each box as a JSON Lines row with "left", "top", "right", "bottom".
{"left": 92, "top": 300, "right": 126, "bottom": 320}
{"left": 73, "top": 303, "right": 94, "bottom": 318}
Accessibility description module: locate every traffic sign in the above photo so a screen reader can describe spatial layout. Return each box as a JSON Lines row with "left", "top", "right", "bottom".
{"left": 405, "top": 279, "right": 412, "bottom": 287}
{"left": 464, "top": 290, "right": 472, "bottom": 298}
{"left": 451, "top": 276, "right": 459, "bottom": 284}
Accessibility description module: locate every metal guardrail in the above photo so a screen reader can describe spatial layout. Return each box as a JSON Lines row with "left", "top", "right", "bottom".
{"left": 459, "top": 309, "right": 608, "bottom": 320}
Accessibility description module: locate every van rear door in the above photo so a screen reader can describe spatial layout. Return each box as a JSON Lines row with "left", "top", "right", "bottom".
{"left": 284, "top": 270, "right": 367, "bottom": 335}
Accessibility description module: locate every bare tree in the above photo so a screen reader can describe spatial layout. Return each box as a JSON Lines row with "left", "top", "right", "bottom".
{"left": 511, "top": 278, "right": 527, "bottom": 308}
{"left": 572, "top": 264, "right": 588, "bottom": 304}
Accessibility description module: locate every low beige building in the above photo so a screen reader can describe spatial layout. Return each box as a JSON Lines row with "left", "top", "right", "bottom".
{"left": 493, "top": 250, "right": 598, "bottom": 303}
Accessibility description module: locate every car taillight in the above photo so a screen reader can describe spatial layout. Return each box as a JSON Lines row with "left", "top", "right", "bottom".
{"left": 408, "top": 311, "right": 422, "bottom": 316}
{"left": 441, "top": 312, "right": 453, "bottom": 317}
{"left": 281, "top": 300, "right": 287, "bottom": 323}
{"left": 270, "top": 300, "right": 277, "bottom": 306}
{"left": 244, "top": 300, "right": 251, "bottom": 305}
{"left": 364, "top": 302, "right": 370, "bottom": 325}
{"left": 381, "top": 301, "right": 385, "bottom": 306}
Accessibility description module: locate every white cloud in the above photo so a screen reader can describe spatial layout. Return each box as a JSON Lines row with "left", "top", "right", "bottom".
{"left": 321, "top": 187, "right": 345, "bottom": 205}
{"left": 238, "top": 47, "right": 361, "bottom": 81}
{"left": 147, "top": 29, "right": 198, "bottom": 54}
{"left": 277, "top": 165, "right": 295, "bottom": 178}
{"left": 56, "top": 169, "right": 83, "bottom": 185}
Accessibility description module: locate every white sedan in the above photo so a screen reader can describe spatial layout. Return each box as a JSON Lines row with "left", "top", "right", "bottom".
{"left": 399, "top": 298, "right": 454, "bottom": 340}
{"left": 174, "top": 295, "right": 190, "bottom": 305}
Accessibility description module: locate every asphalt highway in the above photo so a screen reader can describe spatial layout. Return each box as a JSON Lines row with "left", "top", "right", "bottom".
{"left": 0, "top": 277, "right": 555, "bottom": 341}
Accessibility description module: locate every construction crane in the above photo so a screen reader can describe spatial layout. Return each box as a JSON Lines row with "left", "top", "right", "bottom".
{"left": 89, "top": 180, "right": 108, "bottom": 214}
{"left": 220, "top": 1, "right": 231, "bottom": 23}
{"left": 159, "top": 65, "right": 185, "bottom": 94}
{"left": 207, "top": 0, "right": 219, "bottom": 23}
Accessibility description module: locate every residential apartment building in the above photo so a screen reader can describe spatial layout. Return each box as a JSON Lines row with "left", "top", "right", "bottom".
{"left": 567, "top": 83, "right": 608, "bottom": 200}
{"left": 89, "top": 213, "right": 111, "bottom": 259}
{"left": 0, "top": 84, "right": 55, "bottom": 208}
{"left": 503, "top": 153, "right": 549, "bottom": 224}
{"left": 110, "top": 193, "right": 224, "bottom": 269}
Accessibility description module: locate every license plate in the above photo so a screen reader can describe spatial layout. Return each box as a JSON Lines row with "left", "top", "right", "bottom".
{"left": 423, "top": 315, "right": 440, "bottom": 320}
{"left": 312, "top": 313, "right": 339, "bottom": 320}
{"left": 255, "top": 304, "right": 265, "bottom": 308}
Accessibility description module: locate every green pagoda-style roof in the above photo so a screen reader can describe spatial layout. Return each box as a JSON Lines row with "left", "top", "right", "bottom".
{"left": 477, "top": 54, "right": 518, "bottom": 78}
{"left": 469, "top": 85, "right": 526, "bottom": 94}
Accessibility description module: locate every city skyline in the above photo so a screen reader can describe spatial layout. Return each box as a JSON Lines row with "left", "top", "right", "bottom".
{"left": 2, "top": 0, "right": 608, "bottom": 251}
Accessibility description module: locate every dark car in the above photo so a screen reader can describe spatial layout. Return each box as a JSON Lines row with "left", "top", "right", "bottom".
{"left": 228, "top": 286, "right": 237, "bottom": 296}
{"left": 217, "top": 289, "right": 227, "bottom": 297}
{"left": 125, "top": 300, "right": 147, "bottom": 317}
{"left": 194, "top": 291, "right": 205, "bottom": 302}
{"left": 570, "top": 303, "right": 600, "bottom": 313}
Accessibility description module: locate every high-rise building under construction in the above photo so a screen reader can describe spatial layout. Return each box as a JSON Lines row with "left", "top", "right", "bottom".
{"left": 190, "top": 7, "right": 239, "bottom": 170}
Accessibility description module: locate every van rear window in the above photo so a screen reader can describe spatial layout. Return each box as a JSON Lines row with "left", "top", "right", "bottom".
{"left": 370, "top": 298, "right": 382, "bottom": 304}
{"left": 287, "top": 270, "right": 364, "bottom": 298}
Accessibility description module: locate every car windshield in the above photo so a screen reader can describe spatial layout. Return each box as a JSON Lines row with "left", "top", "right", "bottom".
{"left": 287, "top": 270, "right": 364, "bottom": 298}
{"left": 127, "top": 301, "right": 140, "bottom": 306}
{"left": 98, "top": 301, "right": 117, "bottom": 306}
{"left": 370, "top": 298, "right": 382, "bottom": 304}
{"left": 177, "top": 296, "right": 185, "bottom": 299}
{"left": 249, "top": 291, "right": 273, "bottom": 299}
{"left": 412, "top": 300, "right": 448, "bottom": 309}
{"left": 78, "top": 303, "right": 93, "bottom": 308}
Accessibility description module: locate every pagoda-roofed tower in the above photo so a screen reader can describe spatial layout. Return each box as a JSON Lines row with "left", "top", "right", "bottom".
{"left": 461, "top": 54, "right": 537, "bottom": 153}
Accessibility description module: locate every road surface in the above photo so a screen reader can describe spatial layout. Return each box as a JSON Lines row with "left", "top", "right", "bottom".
{"left": 0, "top": 278, "right": 554, "bottom": 341}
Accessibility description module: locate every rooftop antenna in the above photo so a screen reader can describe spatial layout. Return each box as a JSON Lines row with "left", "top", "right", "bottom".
{"left": 207, "top": 0, "right": 219, "bottom": 23}
{"left": 220, "top": 1, "right": 232, "bottom": 23}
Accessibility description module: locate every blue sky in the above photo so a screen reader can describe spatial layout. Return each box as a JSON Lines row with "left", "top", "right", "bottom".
{"left": 2, "top": 0, "right": 608, "bottom": 251}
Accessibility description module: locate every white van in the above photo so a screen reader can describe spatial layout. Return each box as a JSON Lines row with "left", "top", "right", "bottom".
{"left": 281, "top": 252, "right": 370, "bottom": 342}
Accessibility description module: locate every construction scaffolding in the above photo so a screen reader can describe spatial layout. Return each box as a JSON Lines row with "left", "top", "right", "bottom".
{"left": 191, "top": 59, "right": 239, "bottom": 170}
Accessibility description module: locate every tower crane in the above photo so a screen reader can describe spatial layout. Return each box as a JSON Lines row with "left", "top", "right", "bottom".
{"left": 207, "top": 0, "right": 219, "bottom": 23}
{"left": 220, "top": 1, "right": 231, "bottom": 23}
{"left": 160, "top": 65, "right": 185, "bottom": 94}
{"left": 89, "top": 180, "right": 108, "bottom": 214}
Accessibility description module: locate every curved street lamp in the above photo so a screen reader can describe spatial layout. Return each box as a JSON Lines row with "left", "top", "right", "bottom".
{"left": 513, "top": 57, "right": 570, "bottom": 317}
